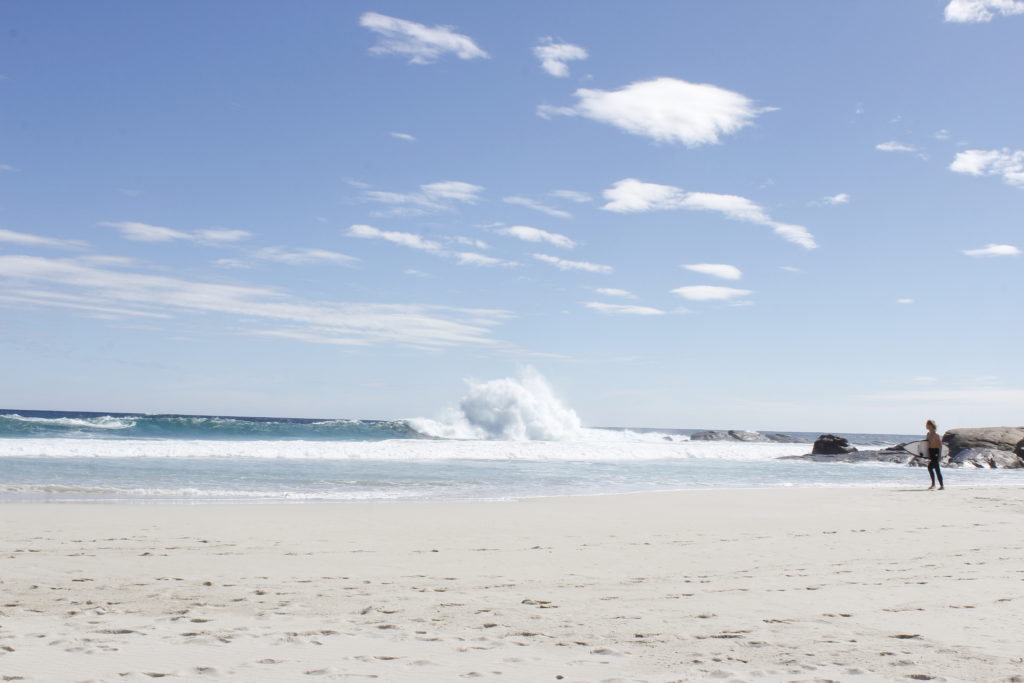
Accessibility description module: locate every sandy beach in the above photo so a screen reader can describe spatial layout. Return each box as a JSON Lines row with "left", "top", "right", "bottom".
{"left": 1, "top": 487, "right": 1022, "bottom": 682}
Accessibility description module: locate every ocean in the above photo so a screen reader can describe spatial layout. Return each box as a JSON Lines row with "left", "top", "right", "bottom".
{"left": 2, "top": 376, "right": 1021, "bottom": 503}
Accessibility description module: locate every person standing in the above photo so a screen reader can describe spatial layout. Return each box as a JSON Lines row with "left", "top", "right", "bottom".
{"left": 925, "top": 419, "right": 944, "bottom": 490}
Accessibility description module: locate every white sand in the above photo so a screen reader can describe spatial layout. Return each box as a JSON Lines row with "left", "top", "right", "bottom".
{"left": 1, "top": 487, "right": 1023, "bottom": 682}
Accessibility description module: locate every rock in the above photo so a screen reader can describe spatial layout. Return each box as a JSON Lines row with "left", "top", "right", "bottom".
{"left": 779, "top": 450, "right": 905, "bottom": 464}
{"left": 811, "top": 434, "right": 857, "bottom": 455}
{"left": 949, "top": 448, "right": 1023, "bottom": 469}
{"left": 1017, "top": 438, "right": 1024, "bottom": 460}
{"left": 764, "top": 433, "right": 809, "bottom": 443}
{"left": 689, "top": 430, "right": 768, "bottom": 442}
{"left": 944, "top": 427, "right": 1024, "bottom": 455}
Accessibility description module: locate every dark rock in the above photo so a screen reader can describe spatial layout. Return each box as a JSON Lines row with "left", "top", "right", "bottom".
{"left": 764, "top": 433, "right": 809, "bottom": 443}
{"left": 949, "top": 448, "right": 1023, "bottom": 469}
{"left": 779, "top": 450, "right": 906, "bottom": 464}
{"left": 944, "top": 427, "right": 1024, "bottom": 455}
{"left": 689, "top": 430, "right": 768, "bottom": 442}
{"left": 689, "top": 430, "right": 729, "bottom": 441}
{"left": 811, "top": 434, "right": 857, "bottom": 455}
{"left": 1017, "top": 438, "right": 1024, "bottom": 460}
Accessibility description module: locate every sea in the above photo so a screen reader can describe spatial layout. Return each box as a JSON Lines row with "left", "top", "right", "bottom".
{"left": 2, "top": 374, "right": 1021, "bottom": 503}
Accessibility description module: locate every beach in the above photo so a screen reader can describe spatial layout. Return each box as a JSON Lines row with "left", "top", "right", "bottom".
{"left": 2, "top": 487, "right": 1022, "bottom": 682}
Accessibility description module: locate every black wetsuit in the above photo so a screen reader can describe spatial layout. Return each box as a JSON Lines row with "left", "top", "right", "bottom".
{"left": 927, "top": 447, "right": 943, "bottom": 488}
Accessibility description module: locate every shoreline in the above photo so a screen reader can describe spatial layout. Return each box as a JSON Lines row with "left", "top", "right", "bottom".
{"left": 3, "top": 487, "right": 1023, "bottom": 681}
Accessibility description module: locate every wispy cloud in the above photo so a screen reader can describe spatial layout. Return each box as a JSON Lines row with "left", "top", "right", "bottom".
{"left": 455, "top": 252, "right": 517, "bottom": 267}
{"left": 539, "top": 77, "right": 768, "bottom": 147}
{"left": 533, "top": 253, "right": 612, "bottom": 273}
{"left": 944, "top": 0, "right": 1024, "bottom": 22}
{"left": 601, "top": 178, "right": 816, "bottom": 249}
{"left": 390, "top": 132, "right": 416, "bottom": 141}
{"left": 584, "top": 301, "right": 664, "bottom": 315}
{"left": 0, "top": 255, "right": 510, "bottom": 348}
{"left": 671, "top": 285, "right": 752, "bottom": 301}
{"left": 962, "top": 243, "right": 1020, "bottom": 257}
{"left": 897, "top": 298, "right": 914, "bottom": 304}
{"left": 503, "top": 196, "right": 572, "bottom": 219}
{"left": 683, "top": 263, "right": 742, "bottom": 280}
{"left": 0, "top": 228, "right": 87, "bottom": 250}
{"left": 595, "top": 288, "right": 635, "bottom": 299}
{"left": 100, "top": 221, "right": 251, "bottom": 244}
{"left": 549, "top": 189, "right": 592, "bottom": 203}
{"left": 363, "top": 180, "right": 485, "bottom": 216}
{"left": 0, "top": 164, "right": 19, "bottom": 172}
{"left": 251, "top": 247, "right": 358, "bottom": 266}
{"left": 949, "top": 148, "right": 1024, "bottom": 188}
{"left": 359, "top": 12, "right": 488, "bottom": 64}
{"left": 347, "top": 224, "right": 442, "bottom": 252}
{"left": 821, "top": 193, "right": 850, "bottom": 205}
{"left": 876, "top": 141, "right": 916, "bottom": 153}
{"left": 534, "top": 38, "right": 588, "bottom": 77}
{"left": 497, "top": 225, "right": 575, "bottom": 248}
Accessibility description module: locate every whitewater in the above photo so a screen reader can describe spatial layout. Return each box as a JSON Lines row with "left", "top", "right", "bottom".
{"left": 2, "top": 371, "right": 1022, "bottom": 502}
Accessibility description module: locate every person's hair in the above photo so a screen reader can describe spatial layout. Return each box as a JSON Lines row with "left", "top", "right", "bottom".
{"left": 926, "top": 419, "right": 937, "bottom": 430}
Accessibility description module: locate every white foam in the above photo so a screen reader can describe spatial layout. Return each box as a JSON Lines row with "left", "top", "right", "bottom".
{"left": 1, "top": 414, "right": 136, "bottom": 430}
{"left": 410, "top": 368, "right": 585, "bottom": 440}
{"left": 0, "top": 437, "right": 808, "bottom": 461}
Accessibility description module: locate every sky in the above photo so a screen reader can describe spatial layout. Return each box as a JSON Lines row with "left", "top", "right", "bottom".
{"left": 1, "top": 0, "right": 1022, "bottom": 433}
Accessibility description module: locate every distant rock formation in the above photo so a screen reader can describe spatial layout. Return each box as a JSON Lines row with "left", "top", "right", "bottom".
{"left": 689, "top": 430, "right": 806, "bottom": 443}
{"left": 811, "top": 434, "right": 857, "bottom": 455}
{"left": 944, "top": 427, "right": 1024, "bottom": 454}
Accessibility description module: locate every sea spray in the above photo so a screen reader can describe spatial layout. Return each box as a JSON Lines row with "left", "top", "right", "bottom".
{"left": 409, "top": 368, "right": 583, "bottom": 441}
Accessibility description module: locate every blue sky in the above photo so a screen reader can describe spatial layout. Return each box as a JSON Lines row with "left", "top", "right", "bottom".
{"left": 1, "top": 0, "right": 1021, "bottom": 432}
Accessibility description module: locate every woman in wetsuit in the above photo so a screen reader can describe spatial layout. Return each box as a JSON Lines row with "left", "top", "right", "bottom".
{"left": 925, "top": 419, "right": 944, "bottom": 490}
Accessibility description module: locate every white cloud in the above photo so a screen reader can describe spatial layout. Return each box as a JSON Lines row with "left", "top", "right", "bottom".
{"left": 822, "top": 193, "right": 850, "bottom": 205}
{"left": 944, "top": 0, "right": 1024, "bottom": 22}
{"left": 455, "top": 252, "right": 516, "bottom": 267}
{"left": 364, "top": 180, "right": 484, "bottom": 215}
{"left": 251, "top": 247, "right": 357, "bottom": 266}
{"left": 497, "top": 225, "right": 575, "bottom": 248}
{"left": 534, "top": 39, "right": 588, "bottom": 77}
{"left": 897, "top": 298, "right": 915, "bottom": 304}
{"left": 671, "top": 285, "right": 752, "bottom": 301}
{"left": 390, "top": 132, "right": 416, "bottom": 141}
{"left": 0, "top": 254, "right": 509, "bottom": 348}
{"left": 934, "top": 129, "right": 951, "bottom": 140}
{"left": 549, "top": 189, "right": 592, "bottom": 203}
{"left": 0, "top": 164, "right": 19, "bottom": 172}
{"left": 196, "top": 228, "right": 251, "bottom": 243}
{"left": 100, "top": 221, "right": 250, "bottom": 245}
{"left": 347, "top": 224, "right": 442, "bottom": 252}
{"left": 949, "top": 148, "right": 1024, "bottom": 188}
{"left": 452, "top": 236, "right": 490, "bottom": 250}
{"left": 780, "top": 266, "right": 801, "bottom": 272}
{"left": 359, "top": 12, "right": 488, "bottom": 64}
{"left": 683, "top": 263, "right": 742, "bottom": 280}
{"left": 595, "top": 288, "right": 635, "bottom": 299}
{"left": 100, "top": 221, "right": 191, "bottom": 242}
{"left": 601, "top": 178, "right": 816, "bottom": 249}
{"left": 541, "top": 77, "right": 767, "bottom": 147}
{"left": 533, "top": 253, "right": 612, "bottom": 274}
{"left": 876, "top": 141, "right": 916, "bottom": 153}
{"left": 503, "top": 196, "right": 572, "bottom": 219}
{"left": 0, "top": 228, "right": 86, "bottom": 250}
{"left": 404, "top": 269, "right": 431, "bottom": 278}
{"left": 962, "top": 243, "right": 1021, "bottom": 257}
{"left": 584, "top": 301, "right": 664, "bottom": 316}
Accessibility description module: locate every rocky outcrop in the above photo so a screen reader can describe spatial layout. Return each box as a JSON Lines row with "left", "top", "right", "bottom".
{"left": 1017, "top": 438, "right": 1024, "bottom": 460}
{"left": 949, "top": 448, "right": 1023, "bottom": 469}
{"left": 811, "top": 434, "right": 857, "bottom": 455}
{"left": 779, "top": 450, "right": 906, "bottom": 464}
{"left": 690, "top": 430, "right": 768, "bottom": 442}
{"left": 689, "top": 430, "right": 807, "bottom": 443}
{"left": 944, "top": 427, "right": 1024, "bottom": 455}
